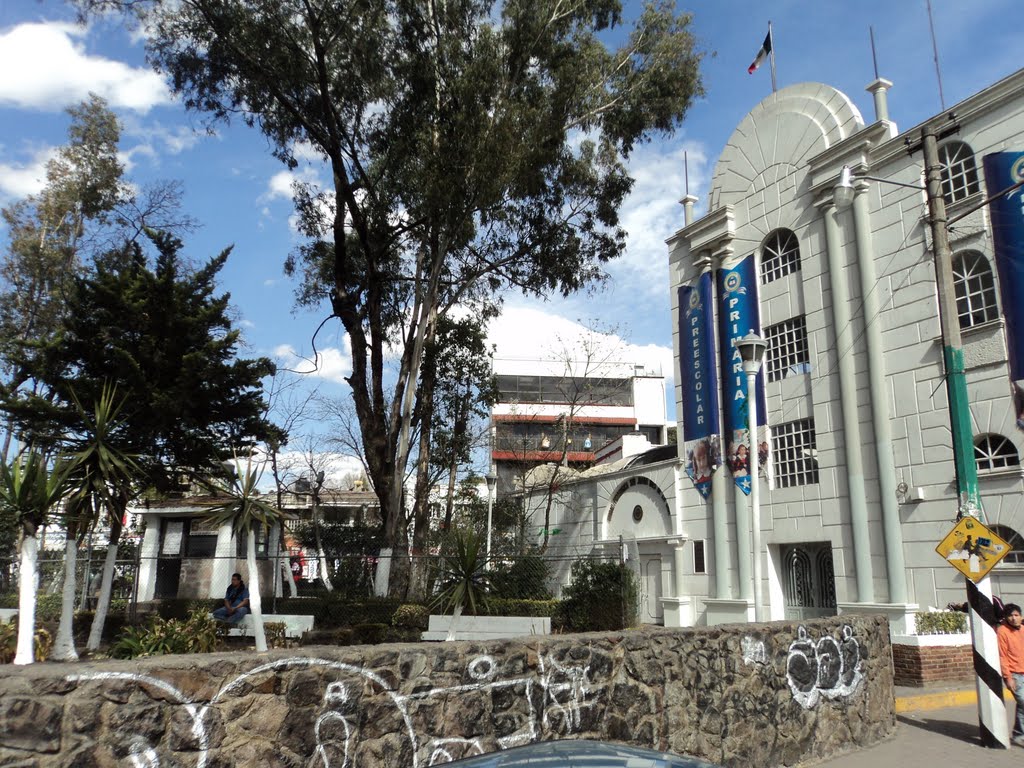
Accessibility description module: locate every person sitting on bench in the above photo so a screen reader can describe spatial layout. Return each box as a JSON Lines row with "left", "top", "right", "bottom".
{"left": 212, "top": 572, "right": 250, "bottom": 624}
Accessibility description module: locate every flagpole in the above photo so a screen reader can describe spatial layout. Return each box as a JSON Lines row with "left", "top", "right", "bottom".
{"left": 768, "top": 21, "right": 777, "bottom": 93}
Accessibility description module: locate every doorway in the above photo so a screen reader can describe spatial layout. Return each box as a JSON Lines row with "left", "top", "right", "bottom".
{"left": 154, "top": 519, "right": 186, "bottom": 599}
{"left": 781, "top": 542, "right": 837, "bottom": 620}
{"left": 639, "top": 556, "right": 664, "bottom": 625}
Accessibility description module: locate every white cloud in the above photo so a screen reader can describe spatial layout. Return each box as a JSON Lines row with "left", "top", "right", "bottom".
{"left": 0, "top": 145, "right": 55, "bottom": 198}
{"left": 263, "top": 167, "right": 323, "bottom": 202}
{"left": 274, "top": 343, "right": 351, "bottom": 384}
{"left": 488, "top": 305, "right": 672, "bottom": 377}
{"left": 0, "top": 22, "right": 171, "bottom": 113}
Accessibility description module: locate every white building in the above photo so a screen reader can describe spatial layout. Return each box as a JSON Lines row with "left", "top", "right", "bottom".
{"left": 529, "top": 67, "right": 1024, "bottom": 634}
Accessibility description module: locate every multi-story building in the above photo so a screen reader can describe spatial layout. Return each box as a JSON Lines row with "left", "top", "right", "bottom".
{"left": 526, "top": 66, "right": 1024, "bottom": 634}
{"left": 490, "top": 357, "right": 667, "bottom": 494}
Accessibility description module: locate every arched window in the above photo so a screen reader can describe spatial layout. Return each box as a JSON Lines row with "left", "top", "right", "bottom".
{"left": 974, "top": 433, "right": 1020, "bottom": 472}
{"left": 939, "top": 141, "right": 980, "bottom": 204}
{"left": 953, "top": 251, "right": 999, "bottom": 329}
{"left": 760, "top": 229, "right": 800, "bottom": 284}
{"left": 988, "top": 524, "right": 1024, "bottom": 565}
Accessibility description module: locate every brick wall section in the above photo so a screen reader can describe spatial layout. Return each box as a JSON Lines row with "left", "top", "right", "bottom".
{"left": 892, "top": 643, "right": 973, "bottom": 686}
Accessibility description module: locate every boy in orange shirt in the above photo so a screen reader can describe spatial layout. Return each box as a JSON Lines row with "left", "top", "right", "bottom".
{"left": 997, "top": 603, "right": 1024, "bottom": 747}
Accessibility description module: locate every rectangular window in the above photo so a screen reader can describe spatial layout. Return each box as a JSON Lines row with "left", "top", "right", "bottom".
{"left": 693, "top": 540, "right": 707, "bottom": 574}
{"left": 765, "top": 316, "right": 810, "bottom": 383}
{"left": 773, "top": 419, "right": 819, "bottom": 488}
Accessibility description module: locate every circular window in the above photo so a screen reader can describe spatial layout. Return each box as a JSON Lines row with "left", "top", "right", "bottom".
{"left": 632, "top": 505, "right": 643, "bottom": 523}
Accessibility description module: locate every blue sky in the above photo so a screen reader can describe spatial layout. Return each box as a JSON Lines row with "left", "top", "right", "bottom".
{"left": 0, "top": 0, "right": 1021, "bottom": 443}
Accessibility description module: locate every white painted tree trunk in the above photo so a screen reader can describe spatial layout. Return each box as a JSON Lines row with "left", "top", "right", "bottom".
{"left": 313, "top": 513, "right": 332, "bottom": 592}
{"left": 14, "top": 534, "right": 40, "bottom": 665}
{"left": 51, "top": 534, "right": 79, "bottom": 661}
{"left": 86, "top": 529, "right": 119, "bottom": 651}
{"left": 445, "top": 603, "right": 463, "bottom": 642}
{"left": 247, "top": 527, "right": 267, "bottom": 652}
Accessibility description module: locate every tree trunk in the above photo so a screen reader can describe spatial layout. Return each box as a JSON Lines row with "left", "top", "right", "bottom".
{"left": 14, "top": 533, "right": 39, "bottom": 665}
{"left": 444, "top": 602, "right": 463, "bottom": 642}
{"left": 86, "top": 518, "right": 121, "bottom": 651}
{"left": 247, "top": 527, "right": 267, "bottom": 652}
{"left": 51, "top": 533, "right": 79, "bottom": 661}
{"left": 312, "top": 508, "right": 332, "bottom": 591}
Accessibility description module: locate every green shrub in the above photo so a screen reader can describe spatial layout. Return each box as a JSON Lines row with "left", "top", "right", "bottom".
{"left": 303, "top": 627, "right": 353, "bottom": 646}
{"left": 263, "top": 621, "right": 287, "bottom": 649}
{"left": 560, "top": 559, "right": 638, "bottom": 632}
{"left": 0, "top": 621, "right": 52, "bottom": 663}
{"left": 154, "top": 598, "right": 211, "bottom": 621}
{"left": 110, "top": 609, "right": 219, "bottom": 659}
{"left": 392, "top": 603, "right": 429, "bottom": 629}
{"left": 489, "top": 555, "right": 552, "bottom": 600}
{"left": 915, "top": 610, "right": 967, "bottom": 635}
{"left": 487, "top": 598, "right": 560, "bottom": 617}
{"left": 352, "top": 622, "right": 388, "bottom": 645}
{"left": 35, "top": 593, "right": 63, "bottom": 623}
{"left": 274, "top": 595, "right": 403, "bottom": 628}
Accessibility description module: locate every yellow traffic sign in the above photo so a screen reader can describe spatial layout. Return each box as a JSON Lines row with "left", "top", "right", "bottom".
{"left": 936, "top": 516, "right": 1010, "bottom": 583}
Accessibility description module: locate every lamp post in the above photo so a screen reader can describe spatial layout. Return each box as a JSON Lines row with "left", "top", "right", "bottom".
{"left": 734, "top": 332, "right": 768, "bottom": 622}
{"left": 485, "top": 468, "right": 497, "bottom": 564}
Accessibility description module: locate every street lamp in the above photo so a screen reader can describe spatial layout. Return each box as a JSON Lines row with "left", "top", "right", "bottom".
{"left": 734, "top": 332, "right": 767, "bottom": 622}
{"left": 485, "top": 468, "right": 497, "bottom": 564}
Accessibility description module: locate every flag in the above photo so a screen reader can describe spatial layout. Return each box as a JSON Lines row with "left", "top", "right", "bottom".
{"left": 748, "top": 30, "right": 772, "bottom": 74}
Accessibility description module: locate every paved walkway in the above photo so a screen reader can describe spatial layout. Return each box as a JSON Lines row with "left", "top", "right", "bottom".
{"left": 798, "top": 685, "right": 1022, "bottom": 767}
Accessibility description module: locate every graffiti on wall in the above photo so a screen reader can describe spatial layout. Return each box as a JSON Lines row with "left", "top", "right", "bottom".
{"left": 785, "top": 625, "right": 863, "bottom": 709}
{"left": 741, "top": 636, "right": 767, "bottom": 665}
{"left": 68, "top": 649, "right": 611, "bottom": 767}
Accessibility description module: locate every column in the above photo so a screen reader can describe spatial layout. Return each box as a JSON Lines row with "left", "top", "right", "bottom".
{"left": 851, "top": 181, "right": 908, "bottom": 604}
{"left": 136, "top": 514, "right": 161, "bottom": 602}
{"left": 821, "top": 199, "right": 874, "bottom": 603}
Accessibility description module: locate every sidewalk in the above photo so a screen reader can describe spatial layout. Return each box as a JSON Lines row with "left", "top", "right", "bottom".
{"left": 797, "top": 684, "right": 1021, "bottom": 768}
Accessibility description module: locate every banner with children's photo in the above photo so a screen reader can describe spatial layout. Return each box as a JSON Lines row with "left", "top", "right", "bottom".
{"left": 678, "top": 272, "right": 720, "bottom": 498}
{"left": 983, "top": 152, "right": 1024, "bottom": 432}
{"left": 717, "top": 254, "right": 771, "bottom": 495}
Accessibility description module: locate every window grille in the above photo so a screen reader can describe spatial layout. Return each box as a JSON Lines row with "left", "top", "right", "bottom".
{"left": 772, "top": 419, "right": 819, "bottom": 488}
{"left": 938, "top": 141, "right": 980, "bottom": 204}
{"left": 765, "top": 316, "right": 811, "bottom": 382}
{"left": 953, "top": 251, "right": 999, "bottom": 329}
{"left": 989, "top": 524, "right": 1024, "bottom": 565}
{"left": 760, "top": 229, "right": 800, "bottom": 283}
{"left": 974, "top": 433, "right": 1020, "bottom": 472}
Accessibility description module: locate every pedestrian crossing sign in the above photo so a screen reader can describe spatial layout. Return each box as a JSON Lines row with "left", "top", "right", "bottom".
{"left": 935, "top": 516, "right": 1010, "bottom": 583}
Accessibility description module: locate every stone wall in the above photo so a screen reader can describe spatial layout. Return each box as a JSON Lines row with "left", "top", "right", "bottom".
{"left": 0, "top": 616, "right": 895, "bottom": 767}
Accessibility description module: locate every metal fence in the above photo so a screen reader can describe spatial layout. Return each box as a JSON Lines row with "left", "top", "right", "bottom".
{"left": 0, "top": 546, "right": 636, "bottom": 630}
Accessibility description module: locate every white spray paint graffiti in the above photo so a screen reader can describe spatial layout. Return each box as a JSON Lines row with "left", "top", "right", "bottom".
{"left": 66, "top": 650, "right": 610, "bottom": 767}
{"left": 741, "top": 636, "right": 767, "bottom": 665}
{"left": 785, "top": 625, "right": 863, "bottom": 709}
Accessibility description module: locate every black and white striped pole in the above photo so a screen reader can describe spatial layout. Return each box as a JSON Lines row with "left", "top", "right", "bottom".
{"left": 921, "top": 123, "right": 1009, "bottom": 749}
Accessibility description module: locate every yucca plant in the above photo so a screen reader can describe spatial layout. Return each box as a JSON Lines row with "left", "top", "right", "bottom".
{"left": 58, "top": 384, "right": 139, "bottom": 660}
{"left": 0, "top": 451, "right": 74, "bottom": 664}
{"left": 432, "top": 529, "right": 491, "bottom": 640}
{"left": 203, "top": 452, "right": 284, "bottom": 652}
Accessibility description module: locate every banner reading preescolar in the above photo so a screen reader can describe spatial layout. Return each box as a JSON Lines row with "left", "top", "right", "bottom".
{"left": 678, "top": 271, "right": 720, "bottom": 498}
{"left": 984, "top": 152, "right": 1024, "bottom": 433}
{"left": 717, "top": 254, "right": 769, "bottom": 495}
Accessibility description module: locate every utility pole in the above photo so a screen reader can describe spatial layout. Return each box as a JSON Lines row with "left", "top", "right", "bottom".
{"left": 921, "top": 124, "right": 1008, "bottom": 749}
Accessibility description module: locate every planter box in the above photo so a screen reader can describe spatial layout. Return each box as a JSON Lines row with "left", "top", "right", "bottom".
{"left": 422, "top": 614, "right": 550, "bottom": 641}
{"left": 891, "top": 633, "right": 973, "bottom": 686}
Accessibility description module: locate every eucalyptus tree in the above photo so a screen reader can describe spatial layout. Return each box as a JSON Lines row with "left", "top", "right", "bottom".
{"left": 0, "top": 451, "right": 73, "bottom": 664}
{"left": 203, "top": 455, "right": 284, "bottom": 652}
{"left": 78, "top": 0, "right": 705, "bottom": 596}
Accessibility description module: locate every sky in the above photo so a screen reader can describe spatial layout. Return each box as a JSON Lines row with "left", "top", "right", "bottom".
{"left": 0, "top": 0, "right": 1021, "bottom": 472}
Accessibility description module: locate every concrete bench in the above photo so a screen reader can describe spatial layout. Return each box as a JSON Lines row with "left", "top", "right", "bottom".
{"left": 422, "top": 615, "right": 550, "bottom": 641}
{"left": 0, "top": 609, "right": 17, "bottom": 624}
{"left": 224, "top": 613, "right": 315, "bottom": 639}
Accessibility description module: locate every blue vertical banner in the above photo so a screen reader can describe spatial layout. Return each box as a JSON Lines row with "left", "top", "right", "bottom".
{"left": 717, "top": 254, "right": 769, "bottom": 494}
{"left": 983, "top": 152, "right": 1024, "bottom": 431}
{"left": 678, "top": 272, "right": 721, "bottom": 498}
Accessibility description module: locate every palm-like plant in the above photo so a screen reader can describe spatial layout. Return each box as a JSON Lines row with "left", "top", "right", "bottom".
{"left": 64, "top": 384, "right": 139, "bottom": 655}
{"left": 432, "top": 528, "right": 491, "bottom": 640}
{"left": 203, "top": 452, "right": 283, "bottom": 652}
{"left": 0, "top": 451, "right": 73, "bottom": 664}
